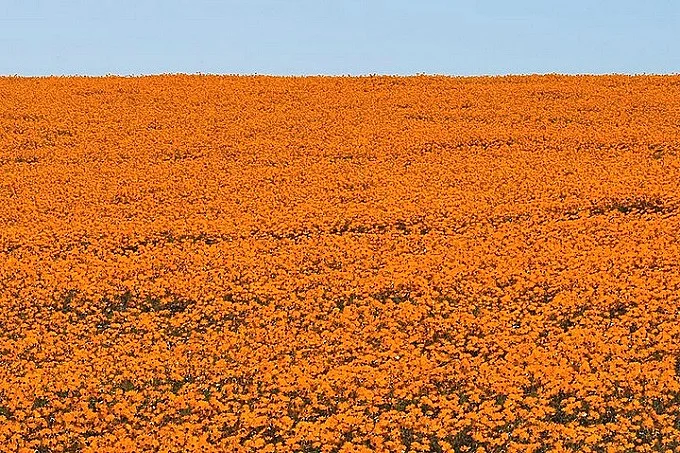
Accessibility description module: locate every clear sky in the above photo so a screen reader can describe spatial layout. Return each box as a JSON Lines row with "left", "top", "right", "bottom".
{"left": 1, "top": 0, "right": 679, "bottom": 76}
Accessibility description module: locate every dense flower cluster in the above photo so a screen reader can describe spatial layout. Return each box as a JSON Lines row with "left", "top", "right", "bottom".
{"left": 1, "top": 75, "right": 680, "bottom": 452}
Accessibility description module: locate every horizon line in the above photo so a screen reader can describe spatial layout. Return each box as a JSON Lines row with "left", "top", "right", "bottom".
{"left": 2, "top": 71, "right": 680, "bottom": 79}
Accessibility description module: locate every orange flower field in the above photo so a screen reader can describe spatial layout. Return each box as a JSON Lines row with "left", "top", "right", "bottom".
{"left": 1, "top": 75, "right": 680, "bottom": 452}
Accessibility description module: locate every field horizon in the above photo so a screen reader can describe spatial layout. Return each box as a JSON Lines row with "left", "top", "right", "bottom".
{"left": 3, "top": 73, "right": 680, "bottom": 79}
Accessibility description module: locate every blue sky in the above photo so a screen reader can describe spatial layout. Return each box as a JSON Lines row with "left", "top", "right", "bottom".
{"left": 1, "top": 0, "right": 678, "bottom": 76}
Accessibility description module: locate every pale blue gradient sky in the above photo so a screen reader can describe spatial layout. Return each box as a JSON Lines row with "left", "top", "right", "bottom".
{"left": 1, "top": 0, "right": 678, "bottom": 76}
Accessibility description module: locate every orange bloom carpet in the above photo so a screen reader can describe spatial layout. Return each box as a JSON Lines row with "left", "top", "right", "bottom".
{"left": 1, "top": 75, "right": 679, "bottom": 452}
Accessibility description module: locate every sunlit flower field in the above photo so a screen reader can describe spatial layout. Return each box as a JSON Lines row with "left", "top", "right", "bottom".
{"left": 1, "top": 75, "right": 679, "bottom": 452}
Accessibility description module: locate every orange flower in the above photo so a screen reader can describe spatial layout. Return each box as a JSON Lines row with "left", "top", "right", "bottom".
{"left": 0, "top": 74, "right": 679, "bottom": 451}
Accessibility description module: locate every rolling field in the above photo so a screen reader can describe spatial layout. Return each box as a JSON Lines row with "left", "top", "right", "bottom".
{"left": 1, "top": 75, "right": 680, "bottom": 452}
